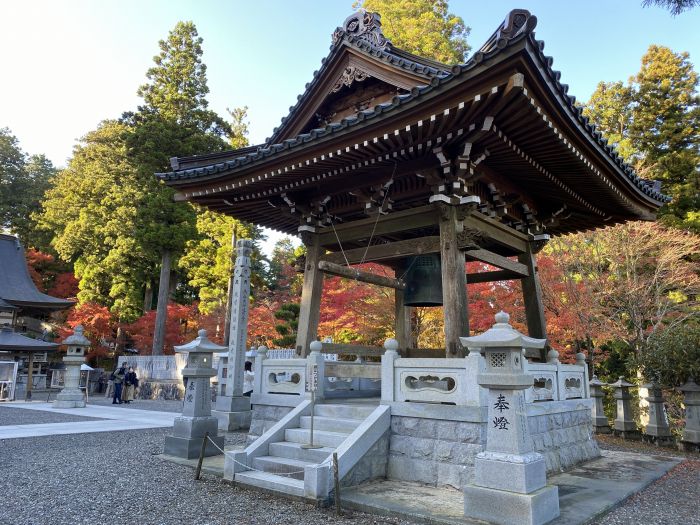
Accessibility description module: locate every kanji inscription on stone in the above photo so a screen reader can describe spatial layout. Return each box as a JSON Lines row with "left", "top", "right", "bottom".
{"left": 493, "top": 416, "right": 510, "bottom": 430}
{"left": 494, "top": 394, "right": 510, "bottom": 412}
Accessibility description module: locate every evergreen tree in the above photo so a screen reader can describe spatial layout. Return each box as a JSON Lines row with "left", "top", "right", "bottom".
{"left": 584, "top": 45, "right": 700, "bottom": 232}
{"left": 354, "top": 0, "right": 470, "bottom": 64}
{"left": 0, "top": 128, "right": 55, "bottom": 249}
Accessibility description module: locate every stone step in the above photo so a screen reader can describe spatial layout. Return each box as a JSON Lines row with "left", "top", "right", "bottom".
{"left": 252, "top": 455, "right": 317, "bottom": 481}
{"left": 269, "top": 441, "right": 334, "bottom": 463}
{"left": 299, "top": 415, "right": 362, "bottom": 434}
{"left": 314, "top": 403, "right": 375, "bottom": 420}
{"left": 234, "top": 470, "right": 305, "bottom": 498}
{"left": 285, "top": 428, "right": 349, "bottom": 448}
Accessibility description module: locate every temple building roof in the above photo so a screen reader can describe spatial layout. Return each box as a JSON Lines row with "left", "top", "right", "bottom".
{"left": 0, "top": 326, "right": 59, "bottom": 352}
{"left": 158, "top": 9, "right": 670, "bottom": 239}
{"left": 0, "top": 234, "right": 74, "bottom": 312}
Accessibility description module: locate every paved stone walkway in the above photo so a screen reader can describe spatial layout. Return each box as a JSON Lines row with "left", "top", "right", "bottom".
{"left": 0, "top": 401, "right": 177, "bottom": 439}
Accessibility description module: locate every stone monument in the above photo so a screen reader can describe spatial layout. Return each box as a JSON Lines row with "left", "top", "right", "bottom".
{"left": 461, "top": 312, "right": 560, "bottom": 525}
{"left": 54, "top": 325, "right": 90, "bottom": 409}
{"left": 164, "top": 329, "right": 226, "bottom": 459}
{"left": 214, "top": 239, "right": 253, "bottom": 431}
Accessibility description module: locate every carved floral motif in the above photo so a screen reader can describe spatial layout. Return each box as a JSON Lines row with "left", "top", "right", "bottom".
{"left": 331, "top": 66, "right": 370, "bottom": 93}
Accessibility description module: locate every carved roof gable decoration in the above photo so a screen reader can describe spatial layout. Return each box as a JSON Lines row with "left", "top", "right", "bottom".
{"left": 332, "top": 10, "right": 390, "bottom": 50}
{"left": 330, "top": 65, "right": 371, "bottom": 93}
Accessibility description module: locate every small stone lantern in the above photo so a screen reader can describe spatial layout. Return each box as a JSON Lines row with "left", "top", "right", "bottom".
{"left": 164, "top": 329, "right": 226, "bottom": 459}
{"left": 460, "top": 311, "right": 559, "bottom": 525}
{"left": 642, "top": 382, "right": 672, "bottom": 445}
{"left": 679, "top": 377, "right": 700, "bottom": 452}
{"left": 589, "top": 375, "right": 611, "bottom": 434}
{"left": 54, "top": 325, "right": 91, "bottom": 409}
{"left": 611, "top": 377, "right": 639, "bottom": 440}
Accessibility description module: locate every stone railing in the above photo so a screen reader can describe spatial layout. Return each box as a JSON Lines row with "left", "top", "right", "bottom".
{"left": 524, "top": 350, "right": 589, "bottom": 402}
{"left": 380, "top": 339, "right": 486, "bottom": 406}
{"left": 257, "top": 351, "right": 307, "bottom": 396}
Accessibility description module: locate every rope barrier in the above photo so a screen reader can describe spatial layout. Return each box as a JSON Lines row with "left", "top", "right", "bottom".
{"left": 204, "top": 435, "right": 333, "bottom": 477}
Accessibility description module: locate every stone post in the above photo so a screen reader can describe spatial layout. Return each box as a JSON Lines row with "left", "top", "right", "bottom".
{"left": 213, "top": 239, "right": 253, "bottom": 431}
{"left": 611, "top": 377, "right": 639, "bottom": 440}
{"left": 641, "top": 383, "right": 672, "bottom": 445}
{"left": 54, "top": 325, "right": 91, "bottom": 409}
{"left": 305, "top": 341, "right": 325, "bottom": 401}
{"left": 381, "top": 338, "right": 399, "bottom": 404}
{"left": 461, "top": 312, "right": 559, "bottom": 525}
{"left": 252, "top": 345, "right": 267, "bottom": 396}
{"left": 679, "top": 377, "right": 700, "bottom": 452}
{"left": 164, "top": 329, "right": 226, "bottom": 459}
{"left": 589, "top": 376, "right": 611, "bottom": 434}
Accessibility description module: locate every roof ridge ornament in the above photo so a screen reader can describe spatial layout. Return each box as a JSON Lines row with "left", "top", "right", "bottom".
{"left": 332, "top": 10, "right": 390, "bottom": 50}
{"left": 479, "top": 9, "right": 537, "bottom": 54}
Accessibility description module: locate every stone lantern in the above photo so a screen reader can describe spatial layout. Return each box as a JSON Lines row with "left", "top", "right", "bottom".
{"left": 589, "top": 375, "right": 611, "bottom": 434}
{"left": 460, "top": 311, "right": 559, "bottom": 525}
{"left": 164, "top": 329, "right": 226, "bottom": 459}
{"left": 679, "top": 377, "right": 700, "bottom": 452}
{"left": 611, "top": 377, "right": 639, "bottom": 439}
{"left": 54, "top": 325, "right": 90, "bottom": 408}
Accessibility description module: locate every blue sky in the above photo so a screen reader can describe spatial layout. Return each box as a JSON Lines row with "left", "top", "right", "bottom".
{"left": 2, "top": 0, "right": 699, "bottom": 250}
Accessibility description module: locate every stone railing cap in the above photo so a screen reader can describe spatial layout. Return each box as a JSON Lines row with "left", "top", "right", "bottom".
{"left": 460, "top": 311, "right": 546, "bottom": 350}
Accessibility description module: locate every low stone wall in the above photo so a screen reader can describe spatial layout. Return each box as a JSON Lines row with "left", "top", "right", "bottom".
{"left": 528, "top": 399, "right": 600, "bottom": 472}
{"left": 138, "top": 380, "right": 184, "bottom": 401}
{"left": 388, "top": 415, "right": 486, "bottom": 490}
{"left": 341, "top": 430, "right": 390, "bottom": 488}
{"left": 247, "top": 404, "right": 295, "bottom": 445}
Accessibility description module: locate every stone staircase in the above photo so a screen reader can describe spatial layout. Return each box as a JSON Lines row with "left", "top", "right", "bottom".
{"left": 234, "top": 403, "right": 376, "bottom": 497}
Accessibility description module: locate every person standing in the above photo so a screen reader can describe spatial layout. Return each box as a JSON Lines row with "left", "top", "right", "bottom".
{"left": 243, "top": 361, "right": 254, "bottom": 397}
{"left": 123, "top": 367, "right": 138, "bottom": 404}
{"left": 112, "top": 362, "right": 127, "bottom": 404}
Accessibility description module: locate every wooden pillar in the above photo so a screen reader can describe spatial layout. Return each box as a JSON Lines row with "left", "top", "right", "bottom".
{"left": 25, "top": 351, "right": 34, "bottom": 400}
{"left": 518, "top": 243, "right": 548, "bottom": 360}
{"left": 295, "top": 232, "right": 324, "bottom": 357}
{"left": 439, "top": 205, "right": 469, "bottom": 357}
{"left": 394, "top": 269, "right": 411, "bottom": 353}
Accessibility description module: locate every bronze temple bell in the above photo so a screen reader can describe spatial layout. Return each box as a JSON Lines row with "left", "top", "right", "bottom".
{"left": 402, "top": 254, "right": 443, "bottom": 306}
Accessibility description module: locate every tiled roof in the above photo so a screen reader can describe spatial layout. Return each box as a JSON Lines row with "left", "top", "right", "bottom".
{"left": 157, "top": 9, "right": 670, "bottom": 205}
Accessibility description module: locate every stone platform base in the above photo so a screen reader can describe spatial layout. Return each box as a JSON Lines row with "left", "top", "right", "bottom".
{"left": 213, "top": 409, "right": 251, "bottom": 431}
{"left": 163, "top": 434, "right": 224, "bottom": 459}
{"left": 138, "top": 381, "right": 184, "bottom": 401}
{"left": 464, "top": 484, "right": 559, "bottom": 525}
{"left": 54, "top": 392, "right": 86, "bottom": 409}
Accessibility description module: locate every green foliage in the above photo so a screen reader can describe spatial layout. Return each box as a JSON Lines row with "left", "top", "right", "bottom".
{"left": 633, "top": 323, "right": 700, "bottom": 386}
{"left": 0, "top": 128, "right": 56, "bottom": 249}
{"left": 273, "top": 302, "right": 300, "bottom": 348}
{"left": 354, "top": 0, "right": 470, "bottom": 64}
{"left": 584, "top": 45, "right": 700, "bottom": 232}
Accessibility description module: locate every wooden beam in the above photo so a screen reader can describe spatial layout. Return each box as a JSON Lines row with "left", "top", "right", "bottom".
{"left": 322, "top": 236, "right": 441, "bottom": 265}
{"left": 395, "top": 268, "right": 412, "bottom": 352}
{"left": 464, "top": 248, "right": 529, "bottom": 277}
{"left": 519, "top": 243, "right": 548, "bottom": 361}
{"left": 466, "top": 270, "right": 524, "bottom": 284}
{"left": 317, "top": 205, "right": 438, "bottom": 245}
{"left": 320, "top": 343, "right": 384, "bottom": 357}
{"left": 318, "top": 260, "right": 406, "bottom": 290}
{"left": 463, "top": 211, "right": 529, "bottom": 253}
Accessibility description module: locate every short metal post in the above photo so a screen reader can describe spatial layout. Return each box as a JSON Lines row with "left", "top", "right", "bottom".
{"left": 333, "top": 452, "right": 341, "bottom": 516}
{"left": 195, "top": 431, "right": 209, "bottom": 480}
{"left": 302, "top": 389, "right": 321, "bottom": 449}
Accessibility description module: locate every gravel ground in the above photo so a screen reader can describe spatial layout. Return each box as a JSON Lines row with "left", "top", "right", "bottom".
{"left": 0, "top": 406, "right": 106, "bottom": 426}
{"left": 2, "top": 403, "right": 698, "bottom": 525}
{"left": 0, "top": 427, "right": 415, "bottom": 525}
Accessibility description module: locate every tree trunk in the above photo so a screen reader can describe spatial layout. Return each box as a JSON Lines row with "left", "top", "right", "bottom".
{"left": 152, "top": 250, "right": 172, "bottom": 356}
{"left": 143, "top": 281, "right": 153, "bottom": 313}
